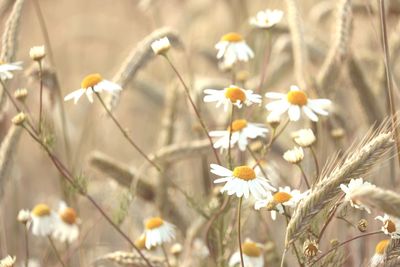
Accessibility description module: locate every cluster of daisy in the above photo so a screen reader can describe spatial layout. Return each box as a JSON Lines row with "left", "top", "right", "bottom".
{"left": 18, "top": 202, "right": 80, "bottom": 243}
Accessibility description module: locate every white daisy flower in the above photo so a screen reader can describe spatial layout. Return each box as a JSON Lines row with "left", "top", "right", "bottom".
{"left": 30, "top": 203, "right": 56, "bottom": 237}
{"left": 0, "top": 60, "right": 22, "bottom": 80}
{"left": 211, "top": 164, "right": 275, "bottom": 199}
{"left": 229, "top": 240, "right": 264, "bottom": 267}
{"left": 210, "top": 119, "right": 268, "bottom": 152}
{"left": 255, "top": 186, "right": 308, "bottom": 220}
{"left": 265, "top": 85, "right": 331, "bottom": 122}
{"left": 249, "top": 9, "right": 284, "bottom": 29}
{"left": 52, "top": 202, "right": 80, "bottom": 243}
{"left": 144, "top": 217, "right": 176, "bottom": 249}
{"left": 283, "top": 147, "right": 304, "bottom": 164}
{"left": 29, "top": 45, "right": 45, "bottom": 61}
{"left": 204, "top": 85, "right": 261, "bottom": 111}
{"left": 370, "top": 239, "right": 390, "bottom": 267}
{"left": 64, "top": 73, "right": 122, "bottom": 104}
{"left": 17, "top": 209, "right": 31, "bottom": 225}
{"left": 266, "top": 112, "right": 281, "bottom": 128}
{"left": 292, "top": 128, "right": 316, "bottom": 147}
{"left": 0, "top": 255, "right": 16, "bottom": 267}
{"left": 375, "top": 214, "right": 400, "bottom": 239}
{"left": 151, "top": 37, "right": 171, "bottom": 55}
{"left": 340, "top": 178, "right": 375, "bottom": 213}
{"left": 215, "top": 32, "right": 254, "bottom": 67}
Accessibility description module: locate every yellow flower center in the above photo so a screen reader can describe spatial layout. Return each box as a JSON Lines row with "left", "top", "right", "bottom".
{"left": 232, "top": 166, "right": 256, "bottom": 181}
{"left": 242, "top": 242, "right": 261, "bottom": 257}
{"left": 385, "top": 220, "right": 396, "bottom": 233}
{"left": 287, "top": 90, "right": 308, "bottom": 106}
{"left": 228, "top": 119, "right": 248, "bottom": 132}
{"left": 145, "top": 217, "right": 164, "bottom": 230}
{"left": 273, "top": 192, "right": 292, "bottom": 204}
{"left": 0, "top": 60, "right": 4, "bottom": 65}
{"left": 32, "top": 204, "right": 51, "bottom": 217}
{"left": 60, "top": 207, "right": 77, "bottom": 225}
{"left": 375, "top": 239, "right": 390, "bottom": 255}
{"left": 81, "top": 73, "right": 102, "bottom": 89}
{"left": 134, "top": 235, "right": 146, "bottom": 250}
{"left": 225, "top": 87, "right": 246, "bottom": 103}
{"left": 221, "top": 32, "right": 243, "bottom": 42}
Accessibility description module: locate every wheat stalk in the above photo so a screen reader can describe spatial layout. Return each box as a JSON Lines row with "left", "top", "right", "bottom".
{"left": 351, "top": 186, "right": 400, "bottom": 218}
{"left": 105, "top": 27, "right": 183, "bottom": 110}
{"left": 317, "top": 0, "right": 352, "bottom": 93}
{"left": 97, "top": 251, "right": 165, "bottom": 267}
{"left": 285, "top": 122, "right": 394, "bottom": 247}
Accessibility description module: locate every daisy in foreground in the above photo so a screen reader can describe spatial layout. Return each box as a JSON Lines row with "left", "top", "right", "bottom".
{"left": 265, "top": 85, "right": 331, "bottom": 121}
{"left": 0, "top": 60, "right": 22, "bottom": 80}
{"left": 249, "top": 9, "right": 284, "bottom": 29}
{"left": 143, "top": 217, "right": 176, "bottom": 249}
{"left": 210, "top": 119, "right": 268, "bottom": 152}
{"left": 255, "top": 186, "right": 308, "bottom": 220}
{"left": 211, "top": 164, "right": 275, "bottom": 199}
{"left": 52, "top": 202, "right": 80, "bottom": 243}
{"left": 0, "top": 255, "right": 16, "bottom": 267}
{"left": 30, "top": 203, "right": 55, "bottom": 236}
{"left": 340, "top": 178, "right": 375, "bottom": 213}
{"left": 204, "top": 85, "right": 261, "bottom": 111}
{"left": 229, "top": 240, "right": 264, "bottom": 267}
{"left": 375, "top": 214, "right": 400, "bottom": 239}
{"left": 370, "top": 239, "right": 390, "bottom": 267}
{"left": 215, "top": 32, "right": 254, "bottom": 67}
{"left": 64, "top": 73, "right": 122, "bottom": 104}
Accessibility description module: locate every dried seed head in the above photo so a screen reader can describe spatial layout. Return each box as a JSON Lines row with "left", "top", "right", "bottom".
{"left": 303, "top": 239, "right": 319, "bottom": 258}
{"left": 357, "top": 219, "right": 368, "bottom": 232}
{"left": 11, "top": 112, "right": 26, "bottom": 126}
{"left": 14, "top": 88, "right": 28, "bottom": 102}
{"left": 29, "top": 45, "right": 45, "bottom": 61}
{"left": 330, "top": 239, "right": 339, "bottom": 247}
{"left": 267, "top": 113, "right": 280, "bottom": 128}
{"left": 17, "top": 209, "right": 31, "bottom": 224}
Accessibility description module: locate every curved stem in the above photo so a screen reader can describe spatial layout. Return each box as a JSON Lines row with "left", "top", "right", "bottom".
{"left": 162, "top": 245, "right": 171, "bottom": 267}
{"left": 38, "top": 61, "right": 43, "bottom": 134}
{"left": 47, "top": 236, "right": 66, "bottom": 267}
{"left": 24, "top": 227, "right": 29, "bottom": 267}
{"left": 311, "top": 231, "right": 382, "bottom": 266}
{"left": 228, "top": 106, "right": 235, "bottom": 169}
{"left": 317, "top": 195, "right": 344, "bottom": 243}
{"left": 163, "top": 55, "right": 222, "bottom": 165}
{"left": 297, "top": 164, "right": 310, "bottom": 189}
{"left": 95, "top": 92, "right": 161, "bottom": 172}
{"left": 310, "top": 146, "right": 319, "bottom": 180}
{"left": 237, "top": 197, "right": 245, "bottom": 267}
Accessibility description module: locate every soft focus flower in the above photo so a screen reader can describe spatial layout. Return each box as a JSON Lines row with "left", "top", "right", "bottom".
{"left": 283, "top": 147, "right": 304, "bottom": 164}
{"left": 357, "top": 219, "right": 368, "bottom": 232}
{"left": 265, "top": 85, "right": 331, "bottom": 121}
{"left": 30, "top": 203, "right": 55, "bottom": 236}
{"left": 17, "top": 209, "right": 31, "bottom": 225}
{"left": 0, "top": 255, "right": 16, "bottom": 267}
{"left": 14, "top": 88, "right": 28, "bottom": 102}
{"left": 0, "top": 60, "right": 22, "bottom": 80}
{"left": 211, "top": 164, "right": 275, "bottom": 199}
{"left": 170, "top": 243, "right": 183, "bottom": 256}
{"left": 210, "top": 119, "right": 268, "bottom": 152}
{"left": 29, "top": 45, "right": 45, "bottom": 61}
{"left": 229, "top": 240, "right": 264, "bottom": 267}
{"left": 255, "top": 186, "right": 308, "bottom": 220}
{"left": 11, "top": 112, "right": 27, "bottom": 126}
{"left": 266, "top": 112, "right": 281, "bottom": 128}
{"left": 144, "top": 217, "right": 176, "bottom": 249}
{"left": 375, "top": 214, "right": 400, "bottom": 239}
{"left": 203, "top": 85, "right": 261, "bottom": 111}
{"left": 249, "top": 9, "right": 284, "bottom": 29}
{"left": 340, "top": 178, "right": 375, "bottom": 213}
{"left": 370, "top": 239, "right": 390, "bottom": 267}
{"left": 64, "top": 73, "right": 122, "bottom": 104}
{"left": 151, "top": 37, "right": 171, "bottom": 55}
{"left": 215, "top": 32, "right": 254, "bottom": 67}
{"left": 292, "top": 129, "right": 316, "bottom": 147}
{"left": 52, "top": 202, "right": 80, "bottom": 243}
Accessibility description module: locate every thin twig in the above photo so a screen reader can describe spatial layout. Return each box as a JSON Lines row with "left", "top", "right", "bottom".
{"left": 48, "top": 236, "right": 66, "bottom": 267}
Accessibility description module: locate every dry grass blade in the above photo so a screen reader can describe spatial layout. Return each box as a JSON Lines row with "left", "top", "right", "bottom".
{"left": 105, "top": 27, "right": 183, "bottom": 110}
{"left": 317, "top": 0, "right": 352, "bottom": 93}
{"left": 285, "top": 122, "right": 394, "bottom": 246}
{"left": 96, "top": 251, "right": 165, "bottom": 267}
{"left": 0, "top": 125, "right": 22, "bottom": 200}
{"left": 351, "top": 186, "right": 400, "bottom": 218}
{"left": 385, "top": 239, "right": 400, "bottom": 266}
{"left": 284, "top": 0, "right": 310, "bottom": 88}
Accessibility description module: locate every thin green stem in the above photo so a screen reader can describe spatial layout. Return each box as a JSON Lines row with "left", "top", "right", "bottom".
{"left": 297, "top": 164, "right": 310, "bottom": 189}
{"left": 38, "top": 61, "right": 43, "bottom": 134}
{"left": 48, "top": 236, "right": 66, "bottom": 267}
{"left": 228, "top": 105, "right": 235, "bottom": 169}
{"left": 237, "top": 197, "right": 245, "bottom": 267}
{"left": 310, "top": 146, "right": 319, "bottom": 180}
{"left": 95, "top": 92, "right": 161, "bottom": 172}
{"left": 162, "top": 245, "right": 172, "bottom": 267}
{"left": 24, "top": 227, "right": 29, "bottom": 267}
{"left": 163, "top": 55, "right": 222, "bottom": 165}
